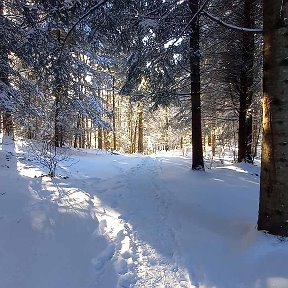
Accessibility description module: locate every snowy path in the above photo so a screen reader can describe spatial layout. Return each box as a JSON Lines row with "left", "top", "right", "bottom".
{"left": 1, "top": 139, "right": 288, "bottom": 288}
{"left": 82, "top": 156, "right": 193, "bottom": 287}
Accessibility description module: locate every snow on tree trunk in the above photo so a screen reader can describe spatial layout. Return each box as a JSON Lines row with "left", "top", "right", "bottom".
{"left": 258, "top": 0, "right": 288, "bottom": 236}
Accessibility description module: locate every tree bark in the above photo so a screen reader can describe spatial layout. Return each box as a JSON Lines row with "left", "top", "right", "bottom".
{"left": 128, "top": 99, "right": 133, "bottom": 153}
{"left": 111, "top": 76, "right": 117, "bottom": 150}
{"left": 137, "top": 103, "right": 144, "bottom": 153}
{"left": 54, "top": 30, "right": 64, "bottom": 147}
{"left": 237, "top": 0, "right": 255, "bottom": 163}
{"left": 0, "top": 0, "right": 13, "bottom": 137}
{"left": 189, "top": 0, "right": 204, "bottom": 170}
{"left": 132, "top": 120, "right": 138, "bottom": 154}
{"left": 73, "top": 115, "right": 80, "bottom": 148}
{"left": 98, "top": 128, "right": 103, "bottom": 149}
{"left": 258, "top": 0, "right": 288, "bottom": 236}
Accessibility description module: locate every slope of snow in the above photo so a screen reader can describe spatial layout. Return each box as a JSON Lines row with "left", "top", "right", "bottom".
{"left": 1, "top": 136, "right": 288, "bottom": 288}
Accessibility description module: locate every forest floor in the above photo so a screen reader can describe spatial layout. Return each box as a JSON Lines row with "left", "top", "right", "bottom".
{"left": 1, "top": 135, "right": 288, "bottom": 288}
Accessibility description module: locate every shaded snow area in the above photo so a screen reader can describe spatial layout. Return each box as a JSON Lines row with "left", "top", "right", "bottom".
{"left": 1, "top": 136, "right": 288, "bottom": 288}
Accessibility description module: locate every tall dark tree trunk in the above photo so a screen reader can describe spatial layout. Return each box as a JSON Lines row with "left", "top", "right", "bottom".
{"left": 54, "top": 30, "right": 69, "bottom": 148}
{"left": 112, "top": 76, "right": 117, "bottom": 150}
{"left": 97, "top": 88, "right": 103, "bottom": 149}
{"left": 238, "top": 0, "right": 255, "bottom": 163}
{"left": 0, "top": 1, "right": 13, "bottom": 137}
{"left": 258, "top": 0, "right": 288, "bottom": 236}
{"left": 74, "top": 115, "right": 81, "bottom": 148}
{"left": 54, "top": 89, "right": 62, "bottom": 147}
{"left": 189, "top": 0, "right": 204, "bottom": 171}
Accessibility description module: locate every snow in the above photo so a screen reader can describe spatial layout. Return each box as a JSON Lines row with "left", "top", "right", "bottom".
{"left": 1, "top": 135, "right": 288, "bottom": 288}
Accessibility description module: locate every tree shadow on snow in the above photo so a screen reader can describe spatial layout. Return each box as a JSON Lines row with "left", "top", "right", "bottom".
{"left": 77, "top": 154, "right": 288, "bottom": 288}
{"left": 0, "top": 136, "right": 117, "bottom": 288}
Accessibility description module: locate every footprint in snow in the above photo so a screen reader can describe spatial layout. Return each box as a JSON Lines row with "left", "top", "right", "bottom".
{"left": 91, "top": 243, "right": 115, "bottom": 270}
{"left": 98, "top": 219, "right": 107, "bottom": 235}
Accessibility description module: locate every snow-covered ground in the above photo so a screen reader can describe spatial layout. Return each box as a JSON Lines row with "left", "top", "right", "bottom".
{"left": 1, "top": 135, "right": 288, "bottom": 288}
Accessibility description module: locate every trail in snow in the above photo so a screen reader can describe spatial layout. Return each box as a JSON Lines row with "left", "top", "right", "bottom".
{"left": 86, "top": 156, "right": 193, "bottom": 288}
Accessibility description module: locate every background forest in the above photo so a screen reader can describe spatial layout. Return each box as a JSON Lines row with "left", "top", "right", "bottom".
{"left": 0, "top": 0, "right": 262, "bottom": 161}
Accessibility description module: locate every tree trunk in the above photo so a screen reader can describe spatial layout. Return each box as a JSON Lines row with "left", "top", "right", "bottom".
{"left": 74, "top": 115, "right": 80, "bottom": 148}
{"left": 132, "top": 120, "right": 138, "bottom": 154}
{"left": 0, "top": 1, "right": 13, "bottom": 137}
{"left": 54, "top": 91, "right": 62, "bottom": 147}
{"left": 252, "top": 119, "right": 261, "bottom": 159}
{"left": 112, "top": 76, "right": 117, "bottom": 150}
{"left": 237, "top": 0, "right": 255, "bottom": 163}
{"left": 86, "top": 117, "right": 91, "bottom": 148}
{"left": 258, "top": 0, "right": 288, "bottom": 236}
{"left": 189, "top": 0, "right": 204, "bottom": 171}
{"left": 2, "top": 112, "right": 13, "bottom": 137}
{"left": 98, "top": 128, "right": 103, "bottom": 149}
{"left": 128, "top": 99, "right": 133, "bottom": 153}
{"left": 211, "top": 128, "right": 216, "bottom": 157}
{"left": 80, "top": 116, "right": 85, "bottom": 148}
{"left": 137, "top": 103, "right": 144, "bottom": 153}
{"left": 238, "top": 94, "right": 247, "bottom": 162}
{"left": 54, "top": 30, "right": 64, "bottom": 147}
{"left": 97, "top": 88, "right": 103, "bottom": 149}
{"left": 103, "top": 130, "right": 109, "bottom": 150}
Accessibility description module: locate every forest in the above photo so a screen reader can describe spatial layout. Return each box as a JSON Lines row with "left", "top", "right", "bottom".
{"left": 0, "top": 0, "right": 288, "bottom": 287}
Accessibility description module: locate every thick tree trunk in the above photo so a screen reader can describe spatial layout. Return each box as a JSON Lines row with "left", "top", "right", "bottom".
{"left": 258, "top": 0, "right": 288, "bottom": 236}
{"left": 0, "top": 1, "right": 13, "bottom": 137}
{"left": 238, "top": 95, "right": 247, "bottom": 162}
{"left": 189, "top": 0, "right": 204, "bottom": 170}
{"left": 237, "top": 0, "right": 255, "bottom": 163}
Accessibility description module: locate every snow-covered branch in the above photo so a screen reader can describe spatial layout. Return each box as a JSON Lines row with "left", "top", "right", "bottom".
{"left": 202, "top": 10, "right": 263, "bottom": 34}
{"left": 170, "top": 0, "right": 211, "bottom": 48}
{"left": 60, "top": 0, "right": 110, "bottom": 58}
